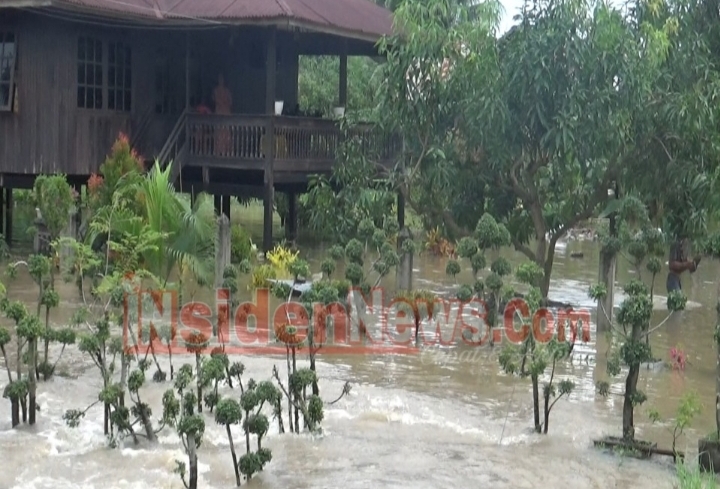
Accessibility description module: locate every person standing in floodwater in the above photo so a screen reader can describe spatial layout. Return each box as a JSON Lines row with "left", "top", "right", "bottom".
{"left": 666, "top": 236, "right": 701, "bottom": 292}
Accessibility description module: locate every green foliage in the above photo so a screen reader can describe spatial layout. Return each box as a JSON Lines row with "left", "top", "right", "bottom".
{"left": 285, "top": 367, "right": 324, "bottom": 432}
{"left": 0, "top": 327, "right": 10, "bottom": 348}
{"left": 675, "top": 461, "right": 717, "bottom": 489}
{"left": 702, "top": 231, "right": 720, "bottom": 258}
{"left": 445, "top": 259, "right": 461, "bottom": 278}
{"left": 456, "top": 236, "right": 478, "bottom": 258}
{"left": 590, "top": 207, "right": 688, "bottom": 440}
{"left": 394, "top": 289, "right": 438, "bottom": 321}
{"left": 33, "top": 175, "right": 76, "bottom": 239}
{"left": 298, "top": 56, "right": 380, "bottom": 119}
{"left": 287, "top": 259, "right": 310, "bottom": 281}
{"left": 3, "top": 379, "right": 28, "bottom": 401}
{"left": 314, "top": 0, "right": 720, "bottom": 305}
{"left": 648, "top": 391, "right": 701, "bottom": 456}
{"left": 490, "top": 257, "right": 512, "bottom": 277}
{"left": 475, "top": 214, "right": 510, "bottom": 251}
{"left": 306, "top": 222, "right": 398, "bottom": 291}
{"left": 230, "top": 225, "right": 254, "bottom": 264}
{"left": 162, "top": 364, "right": 205, "bottom": 488}
{"left": 498, "top": 298, "right": 576, "bottom": 434}
{"left": 250, "top": 264, "right": 276, "bottom": 291}
{"left": 234, "top": 379, "right": 280, "bottom": 480}
{"left": 516, "top": 262, "right": 544, "bottom": 286}
{"left": 470, "top": 253, "right": 486, "bottom": 276}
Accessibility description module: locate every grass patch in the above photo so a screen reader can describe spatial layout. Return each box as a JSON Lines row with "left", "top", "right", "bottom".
{"left": 675, "top": 461, "right": 717, "bottom": 488}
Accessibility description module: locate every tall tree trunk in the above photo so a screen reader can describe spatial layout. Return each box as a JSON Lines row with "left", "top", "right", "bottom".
{"left": 11, "top": 399, "right": 19, "bottom": 428}
{"left": 226, "top": 425, "right": 241, "bottom": 487}
{"left": 28, "top": 339, "right": 37, "bottom": 425}
{"left": 245, "top": 410, "right": 251, "bottom": 454}
{"left": 623, "top": 321, "right": 643, "bottom": 442}
{"left": 532, "top": 374, "right": 541, "bottom": 433}
{"left": 286, "top": 346, "right": 294, "bottom": 433}
{"left": 20, "top": 398, "right": 27, "bottom": 423}
{"left": 195, "top": 353, "right": 203, "bottom": 414}
{"left": 539, "top": 271, "right": 551, "bottom": 300}
{"left": 188, "top": 435, "right": 198, "bottom": 489}
{"left": 119, "top": 357, "right": 128, "bottom": 408}
{"left": 292, "top": 348, "right": 299, "bottom": 433}
{"left": 139, "top": 404, "right": 157, "bottom": 443}
{"left": 540, "top": 238, "right": 560, "bottom": 301}
{"left": 622, "top": 364, "right": 640, "bottom": 441}
{"left": 104, "top": 403, "right": 110, "bottom": 435}
{"left": 309, "top": 352, "right": 319, "bottom": 397}
{"left": 716, "top": 297, "right": 720, "bottom": 439}
{"left": 43, "top": 305, "right": 51, "bottom": 379}
{"left": 597, "top": 214, "right": 617, "bottom": 333}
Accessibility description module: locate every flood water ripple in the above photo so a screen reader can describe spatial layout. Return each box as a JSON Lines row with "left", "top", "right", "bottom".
{"left": 0, "top": 239, "right": 718, "bottom": 488}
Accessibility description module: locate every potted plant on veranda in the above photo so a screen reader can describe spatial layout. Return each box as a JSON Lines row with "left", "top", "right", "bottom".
{"left": 699, "top": 231, "right": 720, "bottom": 472}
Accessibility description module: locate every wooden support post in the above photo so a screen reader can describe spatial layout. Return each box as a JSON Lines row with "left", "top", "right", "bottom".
{"left": 73, "top": 183, "right": 82, "bottom": 238}
{"left": 0, "top": 185, "right": 5, "bottom": 240}
{"left": 214, "top": 194, "right": 221, "bottom": 216}
{"left": 5, "top": 188, "right": 13, "bottom": 246}
{"left": 202, "top": 167, "right": 210, "bottom": 194}
{"left": 222, "top": 195, "right": 231, "bottom": 219}
{"left": 285, "top": 192, "right": 297, "bottom": 241}
{"left": 339, "top": 43, "right": 348, "bottom": 108}
{"left": 185, "top": 33, "right": 191, "bottom": 110}
{"left": 597, "top": 213, "right": 617, "bottom": 332}
{"left": 263, "top": 27, "right": 277, "bottom": 254}
{"left": 397, "top": 191, "right": 405, "bottom": 230}
{"left": 396, "top": 228, "right": 413, "bottom": 292}
{"left": 214, "top": 212, "right": 231, "bottom": 338}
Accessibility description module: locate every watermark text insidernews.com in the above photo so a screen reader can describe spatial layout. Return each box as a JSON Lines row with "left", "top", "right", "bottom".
{"left": 123, "top": 287, "right": 592, "bottom": 355}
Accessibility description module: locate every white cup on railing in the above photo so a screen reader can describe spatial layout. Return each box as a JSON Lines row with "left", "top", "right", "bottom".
{"left": 333, "top": 106, "right": 345, "bottom": 118}
{"left": 274, "top": 101, "right": 284, "bottom": 115}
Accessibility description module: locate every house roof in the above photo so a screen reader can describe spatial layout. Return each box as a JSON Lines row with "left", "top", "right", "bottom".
{"left": 2, "top": 0, "right": 394, "bottom": 43}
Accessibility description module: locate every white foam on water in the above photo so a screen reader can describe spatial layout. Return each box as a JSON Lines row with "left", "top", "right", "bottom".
{"left": 12, "top": 476, "right": 96, "bottom": 489}
{"left": 328, "top": 391, "right": 505, "bottom": 442}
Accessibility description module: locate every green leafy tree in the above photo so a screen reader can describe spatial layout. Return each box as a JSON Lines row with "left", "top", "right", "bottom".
{"left": 162, "top": 364, "right": 205, "bottom": 489}
{"left": 273, "top": 365, "right": 325, "bottom": 434}
{"left": 270, "top": 253, "right": 351, "bottom": 433}
{"left": 215, "top": 398, "right": 243, "bottom": 486}
{"left": 590, "top": 206, "right": 688, "bottom": 444}
{"left": 299, "top": 56, "right": 380, "bottom": 119}
{"left": 7, "top": 253, "right": 73, "bottom": 381}
{"left": 2, "top": 300, "right": 38, "bottom": 426}
{"left": 318, "top": 0, "right": 691, "bottom": 302}
{"left": 590, "top": 280, "right": 686, "bottom": 442}
{"left": 648, "top": 391, "right": 701, "bottom": 459}
{"left": 451, "top": 213, "right": 513, "bottom": 337}
{"left": 236, "top": 380, "right": 279, "bottom": 481}
{"left": 621, "top": 0, "right": 720, "bottom": 238}
{"left": 498, "top": 264, "right": 576, "bottom": 434}
{"left": 33, "top": 174, "right": 76, "bottom": 240}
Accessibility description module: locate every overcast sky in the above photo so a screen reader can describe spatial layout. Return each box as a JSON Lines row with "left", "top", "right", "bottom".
{"left": 498, "top": 0, "right": 524, "bottom": 33}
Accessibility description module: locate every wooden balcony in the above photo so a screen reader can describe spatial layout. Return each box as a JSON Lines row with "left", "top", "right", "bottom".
{"left": 183, "top": 114, "right": 400, "bottom": 174}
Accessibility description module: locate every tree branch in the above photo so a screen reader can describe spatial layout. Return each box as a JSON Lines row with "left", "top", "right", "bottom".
{"left": 653, "top": 135, "right": 674, "bottom": 162}
{"left": 550, "top": 176, "right": 610, "bottom": 243}
{"left": 399, "top": 184, "right": 470, "bottom": 238}
{"left": 509, "top": 160, "right": 532, "bottom": 202}
{"left": 511, "top": 237, "right": 536, "bottom": 262}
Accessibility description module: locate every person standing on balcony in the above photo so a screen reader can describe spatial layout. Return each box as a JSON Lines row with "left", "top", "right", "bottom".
{"left": 213, "top": 74, "right": 232, "bottom": 156}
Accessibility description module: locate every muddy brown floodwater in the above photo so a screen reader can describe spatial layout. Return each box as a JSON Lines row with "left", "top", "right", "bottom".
{"left": 0, "top": 239, "right": 718, "bottom": 488}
